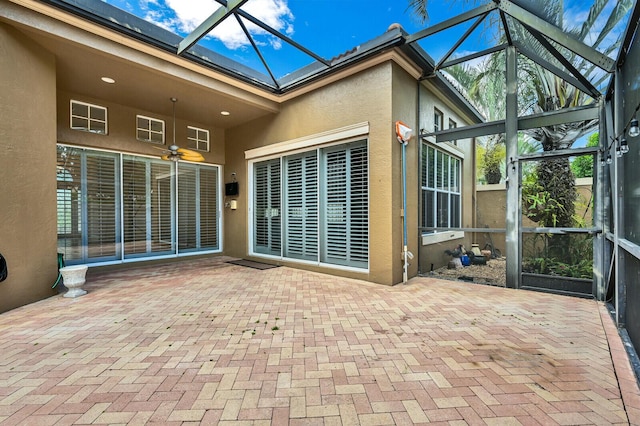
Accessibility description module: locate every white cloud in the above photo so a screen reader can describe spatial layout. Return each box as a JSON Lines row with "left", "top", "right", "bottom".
{"left": 144, "top": 0, "right": 294, "bottom": 50}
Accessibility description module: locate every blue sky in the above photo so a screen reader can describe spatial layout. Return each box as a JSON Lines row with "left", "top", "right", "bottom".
{"left": 103, "top": 0, "right": 495, "bottom": 78}
{"left": 102, "top": 0, "right": 626, "bottom": 82}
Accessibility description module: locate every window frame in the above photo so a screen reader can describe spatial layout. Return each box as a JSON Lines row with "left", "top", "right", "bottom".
{"left": 247, "top": 125, "right": 370, "bottom": 272}
{"left": 136, "top": 115, "right": 165, "bottom": 144}
{"left": 448, "top": 118, "right": 458, "bottom": 146}
{"left": 421, "top": 141, "right": 464, "bottom": 245}
{"left": 434, "top": 107, "right": 443, "bottom": 132}
{"left": 187, "top": 126, "right": 210, "bottom": 152}
{"left": 70, "top": 100, "right": 108, "bottom": 134}
{"left": 56, "top": 144, "right": 222, "bottom": 266}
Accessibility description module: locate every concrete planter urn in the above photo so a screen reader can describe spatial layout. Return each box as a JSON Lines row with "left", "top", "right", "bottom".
{"left": 60, "top": 265, "right": 88, "bottom": 298}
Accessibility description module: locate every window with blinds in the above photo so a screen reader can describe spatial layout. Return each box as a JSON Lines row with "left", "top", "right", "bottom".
{"left": 57, "top": 146, "right": 120, "bottom": 262}
{"left": 251, "top": 140, "right": 368, "bottom": 269}
{"left": 321, "top": 142, "right": 368, "bottom": 268}
{"left": 254, "top": 159, "right": 282, "bottom": 256}
{"left": 284, "top": 152, "right": 318, "bottom": 261}
{"left": 56, "top": 145, "right": 220, "bottom": 265}
{"left": 421, "top": 144, "right": 461, "bottom": 234}
{"left": 122, "top": 156, "right": 174, "bottom": 258}
{"left": 177, "top": 163, "right": 220, "bottom": 252}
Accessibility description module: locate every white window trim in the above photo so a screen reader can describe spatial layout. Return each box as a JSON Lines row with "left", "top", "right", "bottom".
{"left": 421, "top": 136, "right": 465, "bottom": 158}
{"left": 70, "top": 99, "right": 108, "bottom": 134}
{"left": 245, "top": 122, "right": 369, "bottom": 160}
{"left": 422, "top": 231, "right": 465, "bottom": 246}
{"left": 187, "top": 126, "right": 210, "bottom": 152}
{"left": 136, "top": 114, "right": 165, "bottom": 144}
{"left": 434, "top": 108, "right": 443, "bottom": 132}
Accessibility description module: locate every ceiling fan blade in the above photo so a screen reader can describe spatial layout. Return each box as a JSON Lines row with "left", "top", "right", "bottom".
{"left": 177, "top": 148, "right": 205, "bottom": 162}
{"left": 176, "top": 148, "right": 200, "bottom": 156}
{"left": 179, "top": 153, "right": 205, "bottom": 162}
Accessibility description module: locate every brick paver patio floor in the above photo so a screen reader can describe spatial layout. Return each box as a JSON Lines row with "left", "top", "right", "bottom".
{"left": 1, "top": 257, "right": 639, "bottom": 425}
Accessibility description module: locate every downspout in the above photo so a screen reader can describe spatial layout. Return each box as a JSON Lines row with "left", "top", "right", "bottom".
{"left": 402, "top": 139, "right": 409, "bottom": 282}
{"left": 396, "top": 121, "right": 414, "bottom": 283}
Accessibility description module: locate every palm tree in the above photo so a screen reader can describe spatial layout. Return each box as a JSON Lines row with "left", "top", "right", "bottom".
{"left": 409, "top": 0, "right": 631, "bottom": 269}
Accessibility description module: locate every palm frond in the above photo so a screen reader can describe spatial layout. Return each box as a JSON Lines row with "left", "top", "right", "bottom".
{"left": 407, "top": 0, "right": 429, "bottom": 23}
{"left": 576, "top": 0, "right": 608, "bottom": 41}
{"left": 590, "top": 0, "right": 633, "bottom": 49}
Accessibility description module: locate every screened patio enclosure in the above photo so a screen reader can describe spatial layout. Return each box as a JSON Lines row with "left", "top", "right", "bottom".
{"left": 23, "top": 0, "right": 640, "bottom": 381}
{"left": 409, "top": 0, "right": 640, "bottom": 382}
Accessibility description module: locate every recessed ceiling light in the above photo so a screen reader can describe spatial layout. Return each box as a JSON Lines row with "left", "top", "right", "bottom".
{"left": 220, "top": 111, "right": 230, "bottom": 116}
{"left": 101, "top": 77, "right": 116, "bottom": 84}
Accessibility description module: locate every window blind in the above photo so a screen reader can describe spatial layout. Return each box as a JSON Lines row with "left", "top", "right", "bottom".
{"left": 254, "top": 159, "right": 281, "bottom": 255}
{"left": 56, "top": 145, "right": 220, "bottom": 265}
{"left": 284, "top": 152, "right": 318, "bottom": 261}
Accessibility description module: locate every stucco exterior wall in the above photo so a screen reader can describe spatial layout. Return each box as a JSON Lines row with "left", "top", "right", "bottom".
{"left": 56, "top": 91, "right": 225, "bottom": 166}
{"left": 225, "top": 63, "right": 398, "bottom": 284}
{"left": 391, "top": 64, "right": 419, "bottom": 283}
{"left": 0, "top": 23, "right": 58, "bottom": 313}
{"left": 417, "top": 81, "right": 478, "bottom": 272}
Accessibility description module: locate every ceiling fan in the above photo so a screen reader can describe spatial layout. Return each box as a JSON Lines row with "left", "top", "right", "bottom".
{"left": 155, "top": 97, "right": 205, "bottom": 163}
{"left": 156, "top": 144, "right": 205, "bottom": 162}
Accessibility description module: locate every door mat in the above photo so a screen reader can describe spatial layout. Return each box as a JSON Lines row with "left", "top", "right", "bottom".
{"left": 226, "top": 259, "right": 280, "bottom": 270}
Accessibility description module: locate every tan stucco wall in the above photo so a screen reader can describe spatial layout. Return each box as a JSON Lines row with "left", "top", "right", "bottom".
{"left": 0, "top": 23, "right": 58, "bottom": 313}
{"left": 391, "top": 64, "right": 419, "bottom": 282}
{"left": 417, "top": 81, "right": 479, "bottom": 271}
{"left": 225, "top": 63, "right": 400, "bottom": 284}
{"left": 56, "top": 91, "right": 225, "bottom": 165}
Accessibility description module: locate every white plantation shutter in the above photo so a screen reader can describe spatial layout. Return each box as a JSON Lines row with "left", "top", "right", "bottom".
{"left": 177, "top": 163, "right": 219, "bottom": 252}
{"left": 284, "top": 152, "right": 318, "bottom": 261}
{"left": 321, "top": 141, "right": 368, "bottom": 268}
{"left": 251, "top": 140, "right": 368, "bottom": 269}
{"left": 57, "top": 146, "right": 83, "bottom": 261}
{"left": 199, "top": 167, "right": 219, "bottom": 249}
{"left": 322, "top": 149, "right": 348, "bottom": 262}
{"left": 177, "top": 163, "right": 197, "bottom": 251}
{"left": 254, "top": 159, "right": 281, "bottom": 255}
{"left": 85, "top": 153, "right": 119, "bottom": 259}
{"left": 122, "top": 157, "right": 148, "bottom": 256}
{"left": 153, "top": 162, "right": 175, "bottom": 250}
{"left": 347, "top": 143, "right": 368, "bottom": 265}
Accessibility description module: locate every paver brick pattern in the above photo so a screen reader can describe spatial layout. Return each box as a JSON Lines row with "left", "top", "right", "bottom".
{"left": 0, "top": 257, "right": 637, "bottom": 425}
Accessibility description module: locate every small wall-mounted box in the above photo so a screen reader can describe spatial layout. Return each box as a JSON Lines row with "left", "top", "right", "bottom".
{"left": 225, "top": 182, "right": 239, "bottom": 196}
